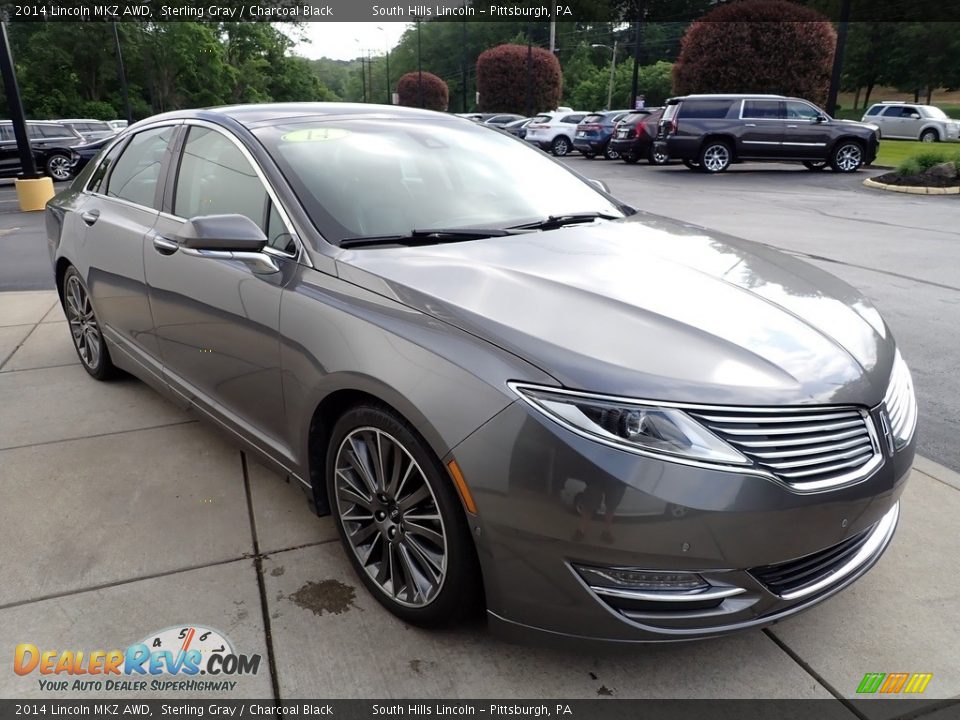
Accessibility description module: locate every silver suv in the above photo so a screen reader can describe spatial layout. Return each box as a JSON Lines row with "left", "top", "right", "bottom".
{"left": 862, "top": 102, "right": 959, "bottom": 142}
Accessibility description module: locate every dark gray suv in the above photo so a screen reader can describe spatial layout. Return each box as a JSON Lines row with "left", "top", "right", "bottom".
{"left": 655, "top": 94, "right": 880, "bottom": 173}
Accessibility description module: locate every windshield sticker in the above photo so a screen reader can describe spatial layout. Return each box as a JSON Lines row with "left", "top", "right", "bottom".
{"left": 281, "top": 128, "right": 350, "bottom": 142}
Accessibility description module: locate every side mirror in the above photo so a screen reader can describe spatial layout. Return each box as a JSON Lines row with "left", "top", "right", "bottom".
{"left": 909, "top": 113, "right": 921, "bottom": 119}
{"left": 587, "top": 178, "right": 611, "bottom": 194}
{"left": 815, "top": 114, "right": 828, "bottom": 123}
{"left": 175, "top": 214, "right": 267, "bottom": 252}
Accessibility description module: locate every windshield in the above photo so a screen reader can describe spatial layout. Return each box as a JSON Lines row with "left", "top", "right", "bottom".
{"left": 255, "top": 119, "right": 624, "bottom": 244}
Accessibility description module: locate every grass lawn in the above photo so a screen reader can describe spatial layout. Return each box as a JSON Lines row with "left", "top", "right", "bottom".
{"left": 873, "top": 140, "right": 960, "bottom": 169}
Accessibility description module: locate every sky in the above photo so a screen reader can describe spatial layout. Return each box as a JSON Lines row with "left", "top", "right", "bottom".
{"left": 294, "top": 23, "right": 413, "bottom": 61}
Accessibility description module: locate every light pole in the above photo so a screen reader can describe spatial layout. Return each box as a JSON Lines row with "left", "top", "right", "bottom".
{"left": 592, "top": 42, "right": 618, "bottom": 110}
{"left": 376, "top": 26, "right": 391, "bottom": 104}
{"left": 354, "top": 38, "right": 366, "bottom": 102}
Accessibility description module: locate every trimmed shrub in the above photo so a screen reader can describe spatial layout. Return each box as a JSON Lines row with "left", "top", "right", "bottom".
{"left": 396, "top": 71, "right": 449, "bottom": 111}
{"left": 476, "top": 44, "right": 562, "bottom": 114}
{"left": 673, "top": 0, "right": 836, "bottom": 106}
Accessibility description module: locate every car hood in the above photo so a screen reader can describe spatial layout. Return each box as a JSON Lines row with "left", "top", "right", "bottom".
{"left": 337, "top": 214, "right": 895, "bottom": 406}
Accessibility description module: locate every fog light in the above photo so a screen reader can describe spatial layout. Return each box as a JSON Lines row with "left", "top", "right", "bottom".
{"left": 574, "top": 565, "right": 709, "bottom": 592}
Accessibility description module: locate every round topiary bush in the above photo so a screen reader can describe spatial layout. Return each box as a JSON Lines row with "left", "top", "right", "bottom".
{"left": 672, "top": 0, "right": 836, "bottom": 106}
{"left": 476, "top": 43, "right": 562, "bottom": 114}
{"left": 396, "top": 71, "right": 449, "bottom": 111}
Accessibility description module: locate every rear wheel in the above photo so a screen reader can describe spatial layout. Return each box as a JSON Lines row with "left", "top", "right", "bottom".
{"left": 62, "top": 267, "right": 117, "bottom": 380}
{"left": 45, "top": 153, "right": 73, "bottom": 182}
{"left": 326, "top": 404, "right": 480, "bottom": 627}
{"left": 603, "top": 143, "right": 619, "bottom": 160}
{"left": 551, "top": 136, "right": 571, "bottom": 157}
{"left": 920, "top": 129, "right": 939, "bottom": 143}
{"left": 699, "top": 141, "right": 732, "bottom": 173}
{"left": 803, "top": 160, "right": 827, "bottom": 171}
{"left": 830, "top": 141, "right": 864, "bottom": 173}
{"left": 648, "top": 146, "right": 669, "bottom": 165}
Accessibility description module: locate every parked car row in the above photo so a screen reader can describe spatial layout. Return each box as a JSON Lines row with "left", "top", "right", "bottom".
{"left": 0, "top": 117, "right": 126, "bottom": 181}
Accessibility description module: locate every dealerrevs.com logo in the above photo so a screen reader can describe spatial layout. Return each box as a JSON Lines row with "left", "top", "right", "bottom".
{"left": 14, "top": 625, "right": 261, "bottom": 693}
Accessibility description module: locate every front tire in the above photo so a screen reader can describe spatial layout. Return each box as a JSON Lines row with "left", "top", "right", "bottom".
{"left": 551, "top": 136, "right": 571, "bottom": 157}
{"left": 831, "top": 141, "right": 864, "bottom": 173}
{"left": 920, "top": 129, "right": 939, "bottom": 143}
{"left": 326, "top": 404, "right": 480, "bottom": 627}
{"left": 62, "top": 267, "right": 117, "bottom": 380}
{"left": 46, "top": 153, "right": 73, "bottom": 182}
{"left": 699, "top": 140, "right": 732, "bottom": 173}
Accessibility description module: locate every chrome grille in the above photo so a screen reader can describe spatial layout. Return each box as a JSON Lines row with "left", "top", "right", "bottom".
{"left": 687, "top": 406, "right": 880, "bottom": 490}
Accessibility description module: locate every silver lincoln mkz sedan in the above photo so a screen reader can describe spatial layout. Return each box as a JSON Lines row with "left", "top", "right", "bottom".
{"left": 46, "top": 104, "right": 917, "bottom": 643}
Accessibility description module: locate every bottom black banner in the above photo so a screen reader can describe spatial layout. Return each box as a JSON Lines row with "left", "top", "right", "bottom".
{"left": 1, "top": 699, "right": 959, "bottom": 720}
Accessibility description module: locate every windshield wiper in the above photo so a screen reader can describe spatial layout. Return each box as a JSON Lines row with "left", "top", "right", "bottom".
{"left": 340, "top": 227, "right": 513, "bottom": 249}
{"left": 508, "top": 212, "right": 621, "bottom": 231}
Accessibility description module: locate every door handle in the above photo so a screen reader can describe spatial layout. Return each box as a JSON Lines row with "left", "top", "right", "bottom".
{"left": 787, "top": 124, "right": 798, "bottom": 128}
{"left": 80, "top": 210, "right": 100, "bottom": 226}
{"left": 152, "top": 234, "right": 179, "bottom": 256}
{"left": 745, "top": 123, "right": 757, "bottom": 127}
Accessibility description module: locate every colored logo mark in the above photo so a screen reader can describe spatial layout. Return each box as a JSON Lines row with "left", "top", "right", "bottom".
{"left": 857, "top": 672, "right": 933, "bottom": 694}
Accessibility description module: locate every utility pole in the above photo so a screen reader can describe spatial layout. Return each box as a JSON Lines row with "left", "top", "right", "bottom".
{"left": 416, "top": 19, "right": 423, "bottom": 108}
{"left": 361, "top": 56, "right": 366, "bottom": 103}
{"left": 112, "top": 23, "right": 132, "bottom": 123}
{"left": 826, "top": 0, "right": 851, "bottom": 116}
{"left": 525, "top": 24, "right": 533, "bottom": 117}
{"left": 461, "top": 20, "right": 468, "bottom": 112}
{"left": 549, "top": 13, "right": 556, "bottom": 53}
{"left": 630, "top": 1, "right": 646, "bottom": 110}
{"left": 607, "top": 41, "right": 618, "bottom": 110}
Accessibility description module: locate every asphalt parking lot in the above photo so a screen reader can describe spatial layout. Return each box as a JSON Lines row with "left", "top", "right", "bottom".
{"left": 0, "top": 168, "right": 958, "bottom": 714}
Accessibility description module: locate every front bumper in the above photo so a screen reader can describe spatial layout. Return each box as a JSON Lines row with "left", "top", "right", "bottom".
{"left": 450, "top": 400, "right": 913, "bottom": 643}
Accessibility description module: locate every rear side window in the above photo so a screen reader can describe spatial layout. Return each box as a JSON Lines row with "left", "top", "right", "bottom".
{"left": 39, "top": 125, "right": 69, "bottom": 139}
{"left": 88, "top": 140, "right": 126, "bottom": 194}
{"left": 174, "top": 126, "right": 268, "bottom": 230}
{"left": 880, "top": 106, "right": 903, "bottom": 116}
{"left": 742, "top": 100, "right": 781, "bottom": 119}
{"left": 105, "top": 125, "right": 174, "bottom": 209}
{"left": 865, "top": 105, "right": 883, "bottom": 116}
{"left": 679, "top": 100, "right": 734, "bottom": 119}
{"left": 531, "top": 115, "right": 551, "bottom": 124}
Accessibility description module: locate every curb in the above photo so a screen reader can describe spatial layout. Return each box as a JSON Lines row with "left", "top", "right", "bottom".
{"left": 863, "top": 177, "right": 960, "bottom": 195}
{"left": 914, "top": 455, "right": 960, "bottom": 492}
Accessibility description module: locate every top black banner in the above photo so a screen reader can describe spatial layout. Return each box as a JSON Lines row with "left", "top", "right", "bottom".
{"left": 2, "top": 0, "right": 959, "bottom": 23}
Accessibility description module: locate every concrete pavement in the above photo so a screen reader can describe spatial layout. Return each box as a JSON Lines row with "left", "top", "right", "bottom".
{"left": 0, "top": 288, "right": 957, "bottom": 716}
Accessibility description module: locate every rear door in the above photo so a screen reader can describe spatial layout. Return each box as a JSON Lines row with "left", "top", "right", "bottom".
{"left": 144, "top": 122, "right": 301, "bottom": 463}
{"left": 739, "top": 100, "right": 783, "bottom": 157}
{"left": 76, "top": 123, "right": 179, "bottom": 379}
{"left": 877, "top": 105, "right": 905, "bottom": 138}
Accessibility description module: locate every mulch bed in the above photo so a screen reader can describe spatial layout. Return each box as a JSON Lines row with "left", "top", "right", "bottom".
{"left": 872, "top": 171, "right": 960, "bottom": 189}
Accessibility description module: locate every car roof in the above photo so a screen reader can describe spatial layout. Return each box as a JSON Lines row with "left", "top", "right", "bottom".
{"left": 141, "top": 103, "right": 466, "bottom": 130}
{"left": 57, "top": 118, "right": 110, "bottom": 123}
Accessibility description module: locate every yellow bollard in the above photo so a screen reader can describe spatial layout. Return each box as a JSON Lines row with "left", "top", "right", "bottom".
{"left": 14, "top": 176, "right": 55, "bottom": 211}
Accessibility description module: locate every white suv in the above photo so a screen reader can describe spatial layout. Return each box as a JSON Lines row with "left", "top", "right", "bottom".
{"left": 524, "top": 110, "right": 587, "bottom": 156}
{"left": 862, "top": 102, "right": 959, "bottom": 142}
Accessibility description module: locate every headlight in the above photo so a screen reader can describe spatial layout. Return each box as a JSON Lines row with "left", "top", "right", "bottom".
{"left": 884, "top": 349, "right": 917, "bottom": 450}
{"left": 510, "top": 383, "right": 748, "bottom": 466}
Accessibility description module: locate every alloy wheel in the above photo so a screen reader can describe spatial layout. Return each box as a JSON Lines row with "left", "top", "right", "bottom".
{"left": 64, "top": 274, "right": 101, "bottom": 370}
{"left": 702, "top": 144, "right": 730, "bottom": 172}
{"left": 835, "top": 144, "right": 862, "bottom": 172}
{"left": 650, "top": 149, "right": 669, "bottom": 165}
{"left": 552, "top": 137, "right": 570, "bottom": 156}
{"left": 47, "top": 155, "right": 72, "bottom": 181}
{"left": 334, "top": 427, "right": 448, "bottom": 608}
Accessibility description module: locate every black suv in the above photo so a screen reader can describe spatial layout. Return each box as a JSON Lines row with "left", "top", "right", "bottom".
{"left": 0, "top": 121, "right": 82, "bottom": 181}
{"left": 655, "top": 94, "right": 879, "bottom": 173}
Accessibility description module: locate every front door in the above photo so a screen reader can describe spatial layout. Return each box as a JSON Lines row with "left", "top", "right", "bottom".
{"left": 781, "top": 100, "right": 831, "bottom": 160}
{"left": 144, "top": 123, "right": 299, "bottom": 463}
